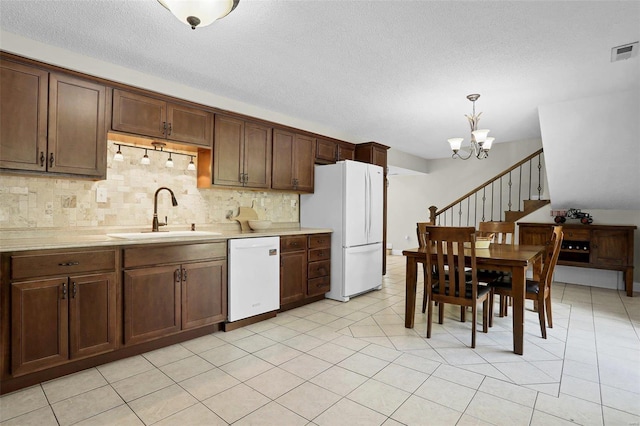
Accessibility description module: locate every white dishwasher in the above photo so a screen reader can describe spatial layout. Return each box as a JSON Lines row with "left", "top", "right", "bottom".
{"left": 228, "top": 237, "right": 280, "bottom": 322}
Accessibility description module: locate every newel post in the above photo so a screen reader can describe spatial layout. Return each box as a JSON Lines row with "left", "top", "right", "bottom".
{"left": 428, "top": 206, "right": 437, "bottom": 224}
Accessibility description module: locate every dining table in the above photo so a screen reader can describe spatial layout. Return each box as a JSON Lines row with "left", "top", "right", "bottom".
{"left": 402, "top": 243, "right": 546, "bottom": 355}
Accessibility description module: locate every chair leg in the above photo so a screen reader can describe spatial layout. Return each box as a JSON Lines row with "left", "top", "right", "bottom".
{"left": 545, "top": 294, "right": 553, "bottom": 328}
{"left": 427, "top": 297, "right": 433, "bottom": 339}
{"left": 421, "top": 268, "right": 428, "bottom": 313}
{"left": 537, "top": 296, "right": 547, "bottom": 339}
{"left": 482, "top": 299, "right": 489, "bottom": 333}
{"left": 460, "top": 306, "right": 466, "bottom": 323}
{"left": 438, "top": 302, "right": 444, "bottom": 324}
{"left": 471, "top": 304, "right": 477, "bottom": 348}
{"left": 488, "top": 291, "right": 494, "bottom": 328}
{"left": 500, "top": 295, "right": 508, "bottom": 317}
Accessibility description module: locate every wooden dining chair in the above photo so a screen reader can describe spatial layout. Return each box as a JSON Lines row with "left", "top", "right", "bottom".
{"left": 423, "top": 226, "right": 492, "bottom": 348}
{"left": 489, "top": 225, "right": 563, "bottom": 339}
{"left": 478, "top": 221, "right": 516, "bottom": 245}
{"left": 417, "top": 222, "right": 434, "bottom": 314}
{"left": 478, "top": 221, "right": 516, "bottom": 315}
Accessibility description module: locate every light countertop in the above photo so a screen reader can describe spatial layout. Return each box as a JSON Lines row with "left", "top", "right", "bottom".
{"left": 0, "top": 226, "right": 333, "bottom": 253}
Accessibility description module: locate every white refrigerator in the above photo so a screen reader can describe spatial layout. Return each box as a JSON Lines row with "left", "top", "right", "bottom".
{"left": 300, "top": 160, "right": 383, "bottom": 301}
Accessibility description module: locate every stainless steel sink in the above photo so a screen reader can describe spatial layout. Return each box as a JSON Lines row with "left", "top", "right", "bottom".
{"left": 107, "top": 231, "right": 221, "bottom": 239}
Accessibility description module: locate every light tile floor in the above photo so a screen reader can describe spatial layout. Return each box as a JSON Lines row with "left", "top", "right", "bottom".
{"left": 1, "top": 255, "right": 639, "bottom": 425}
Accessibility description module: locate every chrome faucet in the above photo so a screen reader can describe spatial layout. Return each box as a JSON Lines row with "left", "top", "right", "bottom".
{"left": 152, "top": 187, "right": 178, "bottom": 232}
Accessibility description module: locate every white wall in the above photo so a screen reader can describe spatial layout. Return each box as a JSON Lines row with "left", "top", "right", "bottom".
{"left": 387, "top": 138, "right": 543, "bottom": 253}
{"left": 539, "top": 90, "right": 640, "bottom": 209}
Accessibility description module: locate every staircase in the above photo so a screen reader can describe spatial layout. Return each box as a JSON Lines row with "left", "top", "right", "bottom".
{"left": 429, "top": 149, "right": 550, "bottom": 227}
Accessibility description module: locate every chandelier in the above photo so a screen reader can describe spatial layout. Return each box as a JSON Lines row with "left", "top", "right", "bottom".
{"left": 447, "top": 94, "right": 494, "bottom": 160}
{"left": 158, "top": 0, "right": 240, "bottom": 30}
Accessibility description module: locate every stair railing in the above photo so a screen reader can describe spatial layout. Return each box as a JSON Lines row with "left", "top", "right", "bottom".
{"left": 429, "top": 149, "right": 545, "bottom": 227}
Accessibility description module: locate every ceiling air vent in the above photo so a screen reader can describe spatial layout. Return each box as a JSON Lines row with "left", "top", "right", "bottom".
{"left": 611, "top": 42, "right": 638, "bottom": 62}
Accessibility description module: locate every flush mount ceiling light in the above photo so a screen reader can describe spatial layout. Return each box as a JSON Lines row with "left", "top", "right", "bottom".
{"left": 157, "top": 0, "right": 240, "bottom": 30}
{"left": 447, "top": 94, "right": 495, "bottom": 160}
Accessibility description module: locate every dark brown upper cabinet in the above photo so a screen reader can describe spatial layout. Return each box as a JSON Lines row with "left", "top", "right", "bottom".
{"left": 315, "top": 138, "right": 356, "bottom": 164}
{"left": 1, "top": 59, "right": 107, "bottom": 178}
{"left": 272, "top": 129, "right": 315, "bottom": 193}
{"left": 212, "top": 114, "right": 272, "bottom": 189}
{"left": 112, "top": 89, "right": 213, "bottom": 148}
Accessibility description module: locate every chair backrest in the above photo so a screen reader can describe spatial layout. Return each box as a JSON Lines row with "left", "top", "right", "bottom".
{"left": 540, "top": 226, "right": 564, "bottom": 290}
{"left": 423, "top": 226, "right": 478, "bottom": 302}
{"left": 416, "top": 222, "right": 434, "bottom": 248}
{"left": 478, "top": 221, "right": 515, "bottom": 245}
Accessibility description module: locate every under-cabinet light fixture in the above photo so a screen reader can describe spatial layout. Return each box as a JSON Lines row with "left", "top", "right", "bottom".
{"left": 113, "top": 145, "right": 124, "bottom": 162}
{"left": 114, "top": 143, "right": 195, "bottom": 170}
{"left": 140, "top": 149, "right": 151, "bottom": 165}
{"left": 187, "top": 156, "right": 196, "bottom": 171}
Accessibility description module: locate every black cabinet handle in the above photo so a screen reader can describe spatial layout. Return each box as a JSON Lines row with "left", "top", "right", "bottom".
{"left": 58, "top": 261, "right": 79, "bottom": 266}
{"left": 167, "top": 123, "right": 172, "bottom": 136}
{"left": 49, "top": 153, "right": 54, "bottom": 168}
{"left": 61, "top": 283, "right": 67, "bottom": 299}
{"left": 174, "top": 268, "right": 181, "bottom": 283}
{"left": 72, "top": 282, "right": 77, "bottom": 298}
{"left": 40, "top": 152, "right": 45, "bottom": 167}
{"left": 182, "top": 268, "right": 187, "bottom": 282}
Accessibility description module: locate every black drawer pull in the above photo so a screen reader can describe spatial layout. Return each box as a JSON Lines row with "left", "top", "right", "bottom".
{"left": 58, "top": 261, "right": 80, "bottom": 266}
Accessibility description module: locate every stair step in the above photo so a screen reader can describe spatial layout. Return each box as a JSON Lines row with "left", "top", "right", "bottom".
{"left": 504, "top": 199, "right": 551, "bottom": 222}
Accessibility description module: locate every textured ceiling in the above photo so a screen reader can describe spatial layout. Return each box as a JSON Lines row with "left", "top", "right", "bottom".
{"left": 1, "top": 0, "right": 639, "bottom": 159}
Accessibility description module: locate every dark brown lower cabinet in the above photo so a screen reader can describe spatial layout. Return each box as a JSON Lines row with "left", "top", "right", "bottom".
{"left": 123, "top": 249, "right": 227, "bottom": 345}
{"left": 11, "top": 272, "right": 116, "bottom": 377}
{"left": 279, "top": 233, "right": 331, "bottom": 310}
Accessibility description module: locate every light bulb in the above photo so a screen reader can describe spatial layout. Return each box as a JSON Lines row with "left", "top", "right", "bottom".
{"left": 447, "top": 138, "right": 463, "bottom": 152}
{"left": 187, "top": 157, "right": 196, "bottom": 171}
{"left": 141, "top": 150, "right": 150, "bottom": 165}
{"left": 113, "top": 145, "right": 124, "bottom": 162}
{"left": 166, "top": 154, "right": 174, "bottom": 168}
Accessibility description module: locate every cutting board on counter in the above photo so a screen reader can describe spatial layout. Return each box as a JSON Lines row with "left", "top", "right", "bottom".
{"left": 233, "top": 207, "right": 259, "bottom": 232}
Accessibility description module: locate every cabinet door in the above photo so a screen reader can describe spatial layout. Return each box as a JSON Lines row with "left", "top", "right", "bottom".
{"left": 181, "top": 260, "right": 227, "bottom": 329}
{"left": 280, "top": 251, "right": 307, "bottom": 305}
{"left": 272, "top": 129, "right": 295, "bottom": 190}
{"left": 48, "top": 73, "right": 106, "bottom": 177}
{"left": 11, "top": 278, "right": 69, "bottom": 376}
{"left": 519, "top": 225, "right": 552, "bottom": 246}
{"left": 316, "top": 138, "right": 337, "bottom": 163}
{"left": 112, "top": 89, "right": 166, "bottom": 138}
{"left": 167, "top": 103, "right": 213, "bottom": 147}
{"left": 592, "top": 230, "right": 629, "bottom": 267}
{"left": 69, "top": 273, "right": 117, "bottom": 359}
{"left": 293, "top": 134, "right": 315, "bottom": 192}
{"left": 244, "top": 122, "right": 272, "bottom": 189}
{"left": 338, "top": 144, "right": 355, "bottom": 161}
{"left": 0, "top": 60, "right": 48, "bottom": 172}
{"left": 213, "top": 115, "right": 244, "bottom": 187}
{"left": 124, "top": 266, "right": 181, "bottom": 345}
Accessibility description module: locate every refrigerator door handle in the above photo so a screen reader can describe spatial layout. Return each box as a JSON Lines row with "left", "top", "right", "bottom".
{"left": 364, "top": 167, "right": 369, "bottom": 239}
{"left": 367, "top": 168, "right": 372, "bottom": 241}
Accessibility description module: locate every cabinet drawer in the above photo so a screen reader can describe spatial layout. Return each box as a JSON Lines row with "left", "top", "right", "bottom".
{"left": 280, "top": 236, "right": 307, "bottom": 252}
{"left": 308, "top": 276, "right": 330, "bottom": 297}
{"left": 11, "top": 250, "right": 115, "bottom": 280}
{"left": 124, "top": 242, "right": 225, "bottom": 268}
{"left": 309, "top": 234, "right": 330, "bottom": 249}
{"left": 564, "top": 229, "right": 590, "bottom": 241}
{"left": 308, "top": 248, "right": 330, "bottom": 262}
{"left": 308, "top": 260, "right": 330, "bottom": 279}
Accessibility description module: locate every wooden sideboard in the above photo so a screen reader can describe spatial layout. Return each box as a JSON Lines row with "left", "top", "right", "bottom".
{"left": 518, "top": 222, "right": 636, "bottom": 296}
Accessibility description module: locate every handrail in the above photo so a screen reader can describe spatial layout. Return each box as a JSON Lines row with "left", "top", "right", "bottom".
{"left": 429, "top": 148, "right": 545, "bottom": 225}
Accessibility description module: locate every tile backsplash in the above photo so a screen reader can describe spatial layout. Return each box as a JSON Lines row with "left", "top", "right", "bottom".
{"left": 0, "top": 141, "right": 299, "bottom": 230}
